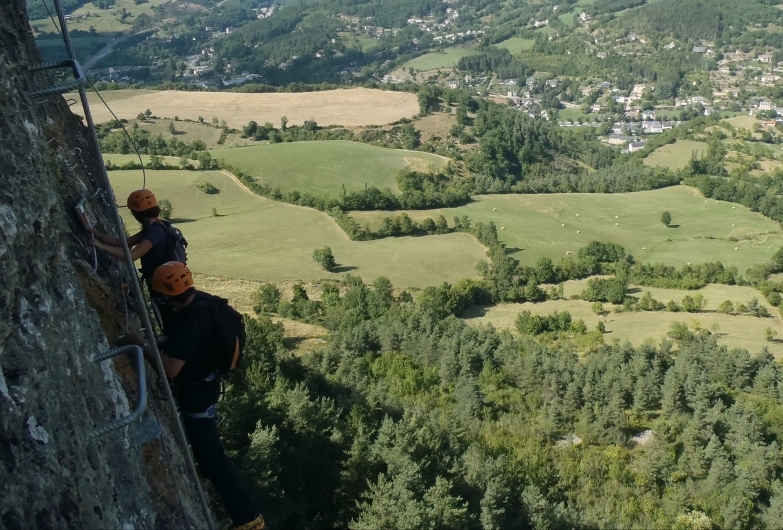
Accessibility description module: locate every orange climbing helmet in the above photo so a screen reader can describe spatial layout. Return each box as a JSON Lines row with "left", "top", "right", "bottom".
{"left": 151, "top": 261, "right": 194, "bottom": 296}
{"left": 127, "top": 189, "right": 158, "bottom": 212}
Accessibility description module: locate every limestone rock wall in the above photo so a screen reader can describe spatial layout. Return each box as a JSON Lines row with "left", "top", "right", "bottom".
{"left": 0, "top": 2, "right": 211, "bottom": 528}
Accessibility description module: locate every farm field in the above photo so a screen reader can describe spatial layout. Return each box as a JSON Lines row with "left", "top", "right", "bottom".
{"left": 340, "top": 32, "right": 379, "bottom": 51}
{"left": 77, "top": 88, "right": 420, "bottom": 128}
{"left": 30, "top": 0, "right": 171, "bottom": 35}
{"left": 404, "top": 47, "right": 480, "bottom": 71}
{"left": 495, "top": 38, "right": 535, "bottom": 54}
{"left": 464, "top": 298, "right": 783, "bottom": 358}
{"left": 211, "top": 141, "right": 447, "bottom": 196}
{"left": 109, "top": 170, "right": 486, "bottom": 287}
{"left": 103, "top": 154, "right": 201, "bottom": 168}
{"left": 349, "top": 186, "right": 783, "bottom": 271}
{"left": 643, "top": 140, "right": 708, "bottom": 170}
{"left": 725, "top": 115, "right": 760, "bottom": 131}
{"left": 558, "top": 12, "right": 576, "bottom": 27}
{"left": 128, "top": 118, "right": 247, "bottom": 149}
{"left": 560, "top": 278, "right": 776, "bottom": 311}
{"left": 558, "top": 108, "right": 596, "bottom": 123}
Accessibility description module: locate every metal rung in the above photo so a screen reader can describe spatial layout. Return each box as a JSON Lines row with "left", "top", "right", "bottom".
{"left": 28, "top": 59, "right": 86, "bottom": 98}
{"left": 91, "top": 345, "right": 147, "bottom": 437}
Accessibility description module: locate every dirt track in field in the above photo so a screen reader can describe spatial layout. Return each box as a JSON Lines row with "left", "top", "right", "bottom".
{"left": 84, "top": 88, "right": 419, "bottom": 128}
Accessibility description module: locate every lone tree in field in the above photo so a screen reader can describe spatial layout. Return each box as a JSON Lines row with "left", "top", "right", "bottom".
{"left": 661, "top": 211, "right": 672, "bottom": 227}
{"left": 313, "top": 246, "right": 336, "bottom": 271}
{"left": 159, "top": 199, "right": 173, "bottom": 221}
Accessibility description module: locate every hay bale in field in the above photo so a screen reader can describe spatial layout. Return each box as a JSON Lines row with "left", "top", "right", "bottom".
{"left": 615, "top": 216, "right": 619, "bottom": 219}
{"left": 501, "top": 226, "right": 505, "bottom": 230}
{"left": 561, "top": 223, "right": 565, "bottom": 227}
{"left": 493, "top": 208, "right": 497, "bottom": 211}
{"left": 576, "top": 213, "right": 580, "bottom": 217}
{"left": 615, "top": 223, "right": 619, "bottom": 226}
{"left": 732, "top": 224, "right": 735, "bottom": 227}
{"left": 566, "top": 251, "right": 571, "bottom": 255}
{"left": 577, "top": 230, "right": 581, "bottom": 234}
{"left": 735, "top": 247, "right": 739, "bottom": 251}
{"left": 642, "top": 247, "right": 647, "bottom": 250}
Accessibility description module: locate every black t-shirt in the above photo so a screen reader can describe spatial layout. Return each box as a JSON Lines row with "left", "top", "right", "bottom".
{"left": 139, "top": 221, "right": 169, "bottom": 277}
{"left": 163, "top": 292, "right": 221, "bottom": 412}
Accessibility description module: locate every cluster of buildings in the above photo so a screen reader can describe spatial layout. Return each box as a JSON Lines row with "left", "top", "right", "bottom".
{"left": 252, "top": 6, "right": 273, "bottom": 19}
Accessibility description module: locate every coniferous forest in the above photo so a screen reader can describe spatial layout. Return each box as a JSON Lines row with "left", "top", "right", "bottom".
{"left": 218, "top": 275, "right": 783, "bottom": 529}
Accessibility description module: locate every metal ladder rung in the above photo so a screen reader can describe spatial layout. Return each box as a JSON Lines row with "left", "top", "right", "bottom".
{"left": 28, "top": 59, "right": 86, "bottom": 98}
{"left": 91, "top": 345, "right": 147, "bottom": 437}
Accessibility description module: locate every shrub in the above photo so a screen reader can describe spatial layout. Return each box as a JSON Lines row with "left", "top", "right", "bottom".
{"left": 581, "top": 277, "right": 626, "bottom": 304}
{"left": 681, "top": 294, "right": 706, "bottom": 313}
{"left": 661, "top": 211, "right": 671, "bottom": 226}
{"left": 159, "top": 199, "right": 172, "bottom": 221}
{"left": 717, "top": 300, "right": 734, "bottom": 314}
{"left": 254, "top": 284, "right": 282, "bottom": 314}
{"left": 196, "top": 182, "right": 220, "bottom": 194}
{"left": 313, "top": 246, "right": 336, "bottom": 271}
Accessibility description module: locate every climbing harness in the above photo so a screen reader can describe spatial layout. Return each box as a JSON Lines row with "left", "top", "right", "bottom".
{"left": 39, "top": 1, "right": 215, "bottom": 527}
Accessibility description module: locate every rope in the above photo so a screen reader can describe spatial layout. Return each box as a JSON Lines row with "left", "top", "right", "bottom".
{"left": 43, "top": 1, "right": 215, "bottom": 527}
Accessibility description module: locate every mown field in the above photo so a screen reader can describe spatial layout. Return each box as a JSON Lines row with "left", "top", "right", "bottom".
{"left": 109, "top": 169, "right": 486, "bottom": 287}
{"left": 211, "top": 141, "right": 447, "bottom": 196}
{"left": 350, "top": 186, "right": 783, "bottom": 271}
{"left": 643, "top": 140, "right": 708, "bottom": 170}
{"left": 103, "top": 154, "right": 201, "bottom": 168}
{"left": 78, "top": 88, "right": 420, "bottom": 128}
{"left": 404, "top": 47, "right": 480, "bottom": 71}
{"left": 31, "top": 0, "right": 171, "bottom": 35}
{"left": 464, "top": 282, "right": 783, "bottom": 357}
{"left": 495, "top": 37, "right": 535, "bottom": 54}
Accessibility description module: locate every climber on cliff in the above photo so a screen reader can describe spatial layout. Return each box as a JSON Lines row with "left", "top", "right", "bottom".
{"left": 121, "top": 261, "right": 264, "bottom": 530}
{"left": 90, "top": 189, "right": 186, "bottom": 278}
{"left": 91, "top": 188, "right": 187, "bottom": 327}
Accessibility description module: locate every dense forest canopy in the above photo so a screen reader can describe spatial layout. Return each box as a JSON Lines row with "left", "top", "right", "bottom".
{"left": 221, "top": 274, "right": 783, "bottom": 529}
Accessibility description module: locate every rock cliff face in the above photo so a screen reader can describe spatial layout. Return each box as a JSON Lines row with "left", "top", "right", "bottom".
{"left": 0, "top": 2, "right": 210, "bottom": 527}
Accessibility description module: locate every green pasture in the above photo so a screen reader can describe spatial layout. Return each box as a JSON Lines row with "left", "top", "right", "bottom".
{"left": 558, "top": 108, "right": 596, "bottom": 122}
{"left": 128, "top": 118, "right": 245, "bottom": 149}
{"left": 465, "top": 296, "right": 783, "bottom": 358}
{"left": 210, "top": 141, "right": 447, "bottom": 197}
{"left": 340, "top": 32, "right": 379, "bottom": 51}
{"left": 108, "top": 170, "right": 486, "bottom": 287}
{"left": 558, "top": 12, "right": 576, "bottom": 27}
{"left": 643, "top": 140, "right": 708, "bottom": 170}
{"left": 103, "top": 154, "right": 200, "bottom": 168}
{"left": 404, "top": 47, "right": 480, "bottom": 71}
{"left": 495, "top": 38, "right": 535, "bottom": 55}
{"left": 350, "top": 186, "right": 783, "bottom": 271}
{"left": 31, "top": 0, "right": 169, "bottom": 35}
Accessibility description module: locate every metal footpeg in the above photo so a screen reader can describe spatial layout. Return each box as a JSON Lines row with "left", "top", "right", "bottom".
{"left": 91, "top": 345, "right": 147, "bottom": 437}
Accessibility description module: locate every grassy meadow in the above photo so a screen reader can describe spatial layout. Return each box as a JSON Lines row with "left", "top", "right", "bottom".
{"left": 404, "top": 47, "right": 480, "bottom": 71}
{"left": 104, "top": 153, "right": 201, "bottom": 168}
{"left": 464, "top": 296, "right": 783, "bottom": 358}
{"left": 210, "top": 141, "right": 447, "bottom": 196}
{"left": 350, "top": 186, "right": 783, "bottom": 271}
{"left": 31, "top": 0, "right": 170, "bottom": 35}
{"left": 109, "top": 169, "right": 486, "bottom": 287}
{"left": 643, "top": 140, "right": 708, "bottom": 170}
{"left": 495, "top": 38, "right": 535, "bottom": 54}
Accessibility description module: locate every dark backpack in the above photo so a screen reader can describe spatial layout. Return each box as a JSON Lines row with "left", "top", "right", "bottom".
{"left": 201, "top": 293, "right": 246, "bottom": 374}
{"left": 161, "top": 220, "right": 188, "bottom": 265}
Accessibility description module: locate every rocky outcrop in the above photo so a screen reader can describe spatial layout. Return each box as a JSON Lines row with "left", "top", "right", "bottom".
{"left": 0, "top": 2, "right": 210, "bottom": 527}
